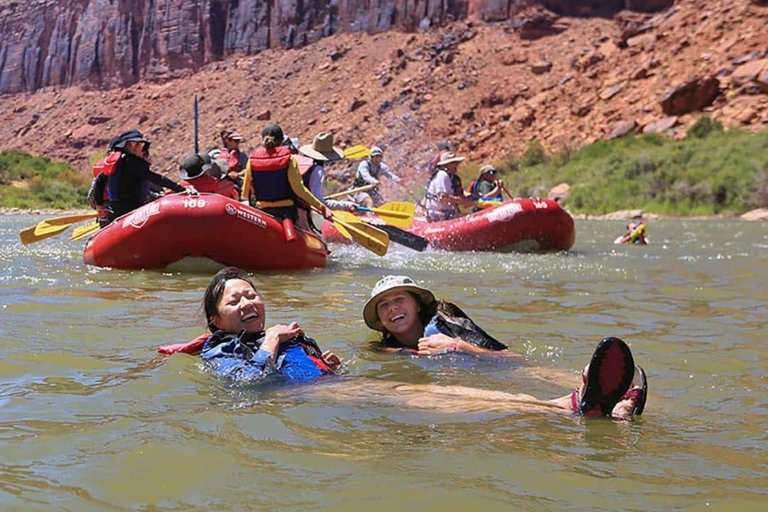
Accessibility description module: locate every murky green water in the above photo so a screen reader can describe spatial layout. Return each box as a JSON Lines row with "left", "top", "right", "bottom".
{"left": 1, "top": 215, "right": 766, "bottom": 511}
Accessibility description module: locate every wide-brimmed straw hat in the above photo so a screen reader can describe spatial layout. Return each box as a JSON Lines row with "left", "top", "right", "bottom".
{"left": 363, "top": 275, "right": 436, "bottom": 331}
{"left": 299, "top": 132, "right": 344, "bottom": 162}
{"left": 437, "top": 151, "right": 465, "bottom": 167}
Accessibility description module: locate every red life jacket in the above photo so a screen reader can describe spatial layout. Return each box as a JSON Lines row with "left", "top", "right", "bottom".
{"left": 248, "top": 146, "right": 294, "bottom": 203}
{"left": 92, "top": 152, "right": 120, "bottom": 177}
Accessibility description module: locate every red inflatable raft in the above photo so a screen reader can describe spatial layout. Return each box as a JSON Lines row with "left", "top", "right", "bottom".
{"left": 322, "top": 198, "right": 575, "bottom": 252}
{"left": 84, "top": 193, "right": 328, "bottom": 270}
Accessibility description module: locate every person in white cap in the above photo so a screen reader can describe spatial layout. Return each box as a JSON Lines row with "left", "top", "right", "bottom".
{"left": 352, "top": 146, "right": 401, "bottom": 208}
{"left": 217, "top": 129, "right": 249, "bottom": 197}
{"left": 424, "top": 152, "right": 475, "bottom": 222}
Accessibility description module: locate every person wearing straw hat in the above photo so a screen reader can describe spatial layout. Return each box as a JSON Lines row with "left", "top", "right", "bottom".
{"left": 179, "top": 152, "right": 239, "bottom": 200}
{"left": 424, "top": 151, "right": 475, "bottom": 222}
{"left": 298, "top": 132, "right": 358, "bottom": 213}
{"left": 352, "top": 145, "right": 401, "bottom": 208}
{"left": 244, "top": 124, "right": 331, "bottom": 224}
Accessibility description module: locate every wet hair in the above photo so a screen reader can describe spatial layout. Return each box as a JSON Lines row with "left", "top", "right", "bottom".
{"left": 379, "top": 292, "right": 438, "bottom": 347}
{"left": 202, "top": 266, "right": 260, "bottom": 333}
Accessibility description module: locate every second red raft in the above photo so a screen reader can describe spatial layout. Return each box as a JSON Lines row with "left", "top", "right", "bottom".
{"left": 322, "top": 198, "right": 575, "bottom": 252}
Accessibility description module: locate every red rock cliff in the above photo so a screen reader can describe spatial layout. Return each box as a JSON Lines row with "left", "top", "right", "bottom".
{"left": 0, "top": 0, "right": 672, "bottom": 94}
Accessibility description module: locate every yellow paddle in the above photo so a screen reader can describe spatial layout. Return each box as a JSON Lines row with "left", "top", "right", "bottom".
{"left": 354, "top": 201, "right": 415, "bottom": 228}
{"left": 331, "top": 211, "right": 389, "bottom": 256}
{"left": 20, "top": 212, "right": 98, "bottom": 245}
{"left": 71, "top": 221, "right": 101, "bottom": 241}
{"left": 343, "top": 145, "right": 372, "bottom": 160}
{"left": 325, "top": 184, "right": 376, "bottom": 200}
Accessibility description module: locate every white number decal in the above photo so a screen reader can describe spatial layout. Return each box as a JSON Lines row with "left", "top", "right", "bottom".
{"left": 183, "top": 198, "right": 207, "bottom": 209}
{"left": 532, "top": 200, "right": 548, "bottom": 209}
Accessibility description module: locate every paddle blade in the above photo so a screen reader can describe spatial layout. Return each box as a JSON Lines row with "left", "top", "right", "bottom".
{"left": 333, "top": 212, "right": 389, "bottom": 256}
{"left": 33, "top": 213, "right": 98, "bottom": 235}
{"left": 20, "top": 224, "right": 71, "bottom": 244}
{"left": 71, "top": 221, "right": 101, "bottom": 241}
{"left": 368, "top": 201, "right": 415, "bottom": 228}
{"left": 343, "top": 145, "right": 371, "bottom": 160}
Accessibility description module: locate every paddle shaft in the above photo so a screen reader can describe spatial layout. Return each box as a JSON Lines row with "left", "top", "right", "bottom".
{"left": 194, "top": 93, "right": 199, "bottom": 153}
{"left": 325, "top": 184, "right": 375, "bottom": 200}
{"left": 375, "top": 224, "right": 428, "bottom": 252}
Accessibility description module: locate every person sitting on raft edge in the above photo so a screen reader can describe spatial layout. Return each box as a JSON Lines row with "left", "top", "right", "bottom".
{"left": 243, "top": 124, "right": 332, "bottom": 226}
{"left": 179, "top": 152, "right": 239, "bottom": 200}
{"left": 157, "top": 267, "right": 648, "bottom": 419}
{"left": 363, "top": 275, "right": 526, "bottom": 359}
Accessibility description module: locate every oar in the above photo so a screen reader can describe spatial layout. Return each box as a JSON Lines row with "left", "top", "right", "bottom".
{"left": 325, "top": 184, "right": 375, "bottom": 200}
{"left": 500, "top": 182, "right": 515, "bottom": 201}
{"left": 354, "top": 201, "right": 415, "bottom": 228}
{"left": 329, "top": 211, "right": 389, "bottom": 256}
{"left": 343, "top": 145, "right": 371, "bottom": 160}
{"left": 335, "top": 211, "right": 426, "bottom": 252}
{"left": 20, "top": 213, "right": 98, "bottom": 245}
{"left": 71, "top": 221, "right": 101, "bottom": 241}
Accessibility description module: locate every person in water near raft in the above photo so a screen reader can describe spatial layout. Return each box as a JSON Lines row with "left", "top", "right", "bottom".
{"left": 363, "top": 275, "right": 525, "bottom": 359}
{"left": 159, "top": 268, "right": 648, "bottom": 419}
{"left": 199, "top": 267, "right": 344, "bottom": 381}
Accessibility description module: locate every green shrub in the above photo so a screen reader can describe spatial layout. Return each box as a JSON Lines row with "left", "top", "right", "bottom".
{"left": 0, "top": 150, "right": 89, "bottom": 209}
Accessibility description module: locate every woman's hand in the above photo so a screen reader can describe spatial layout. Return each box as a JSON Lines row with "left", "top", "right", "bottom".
{"left": 321, "top": 351, "right": 344, "bottom": 371}
{"left": 261, "top": 321, "right": 304, "bottom": 354}
{"left": 417, "top": 333, "right": 461, "bottom": 355}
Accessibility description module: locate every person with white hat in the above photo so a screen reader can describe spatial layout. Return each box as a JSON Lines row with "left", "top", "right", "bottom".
{"left": 424, "top": 152, "right": 475, "bottom": 222}
{"left": 351, "top": 146, "right": 401, "bottom": 208}
{"left": 362, "top": 275, "right": 521, "bottom": 358}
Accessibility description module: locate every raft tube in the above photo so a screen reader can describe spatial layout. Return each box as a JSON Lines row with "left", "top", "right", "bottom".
{"left": 322, "top": 198, "right": 575, "bottom": 252}
{"left": 83, "top": 193, "right": 328, "bottom": 270}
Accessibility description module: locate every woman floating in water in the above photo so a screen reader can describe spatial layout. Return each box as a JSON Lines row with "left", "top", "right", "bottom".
{"left": 159, "top": 267, "right": 648, "bottom": 419}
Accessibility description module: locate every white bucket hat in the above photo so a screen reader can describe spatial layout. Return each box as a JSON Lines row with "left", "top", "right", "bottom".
{"left": 363, "top": 275, "right": 436, "bottom": 331}
{"left": 437, "top": 151, "right": 465, "bottom": 166}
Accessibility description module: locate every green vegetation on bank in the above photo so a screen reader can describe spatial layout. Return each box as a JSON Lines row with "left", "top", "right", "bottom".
{"left": 471, "top": 119, "right": 768, "bottom": 216}
{"left": 0, "top": 151, "right": 90, "bottom": 209}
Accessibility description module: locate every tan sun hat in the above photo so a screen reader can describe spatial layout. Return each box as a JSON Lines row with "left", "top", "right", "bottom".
{"left": 299, "top": 132, "right": 344, "bottom": 162}
{"left": 478, "top": 164, "right": 497, "bottom": 177}
{"left": 437, "top": 151, "right": 465, "bottom": 166}
{"left": 363, "top": 275, "right": 436, "bottom": 331}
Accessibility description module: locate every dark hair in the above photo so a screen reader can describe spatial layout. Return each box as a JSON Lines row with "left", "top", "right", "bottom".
{"left": 261, "top": 124, "right": 284, "bottom": 149}
{"left": 203, "top": 267, "right": 259, "bottom": 333}
{"left": 379, "top": 292, "right": 438, "bottom": 347}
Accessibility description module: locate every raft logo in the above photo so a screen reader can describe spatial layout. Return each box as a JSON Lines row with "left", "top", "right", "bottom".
{"left": 486, "top": 202, "right": 523, "bottom": 223}
{"left": 122, "top": 203, "right": 161, "bottom": 229}
{"left": 226, "top": 204, "right": 267, "bottom": 229}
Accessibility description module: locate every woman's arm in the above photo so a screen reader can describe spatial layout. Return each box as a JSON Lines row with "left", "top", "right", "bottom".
{"left": 417, "top": 333, "right": 525, "bottom": 361}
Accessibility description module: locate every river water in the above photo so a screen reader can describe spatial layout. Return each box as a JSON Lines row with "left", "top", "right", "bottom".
{"left": 1, "top": 215, "right": 766, "bottom": 511}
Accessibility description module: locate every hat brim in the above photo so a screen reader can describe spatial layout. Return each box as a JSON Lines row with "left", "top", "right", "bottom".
{"left": 114, "top": 137, "right": 149, "bottom": 149}
{"left": 438, "top": 156, "right": 465, "bottom": 166}
{"left": 180, "top": 163, "right": 211, "bottom": 181}
{"left": 299, "top": 144, "right": 344, "bottom": 162}
{"left": 363, "top": 284, "right": 436, "bottom": 331}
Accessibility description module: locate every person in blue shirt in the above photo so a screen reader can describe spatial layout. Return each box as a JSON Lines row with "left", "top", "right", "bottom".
{"left": 200, "top": 267, "right": 343, "bottom": 382}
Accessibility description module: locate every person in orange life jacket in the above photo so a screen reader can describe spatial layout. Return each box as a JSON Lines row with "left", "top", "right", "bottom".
{"left": 299, "top": 132, "right": 357, "bottom": 212}
{"left": 179, "top": 152, "right": 239, "bottom": 200}
{"left": 217, "top": 129, "right": 248, "bottom": 196}
{"left": 363, "top": 275, "right": 525, "bottom": 359}
{"left": 362, "top": 275, "right": 648, "bottom": 419}
{"left": 424, "top": 152, "right": 475, "bottom": 222}
{"left": 200, "top": 266, "right": 344, "bottom": 381}
{"left": 245, "top": 124, "right": 331, "bottom": 223}
{"left": 105, "top": 129, "right": 193, "bottom": 223}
